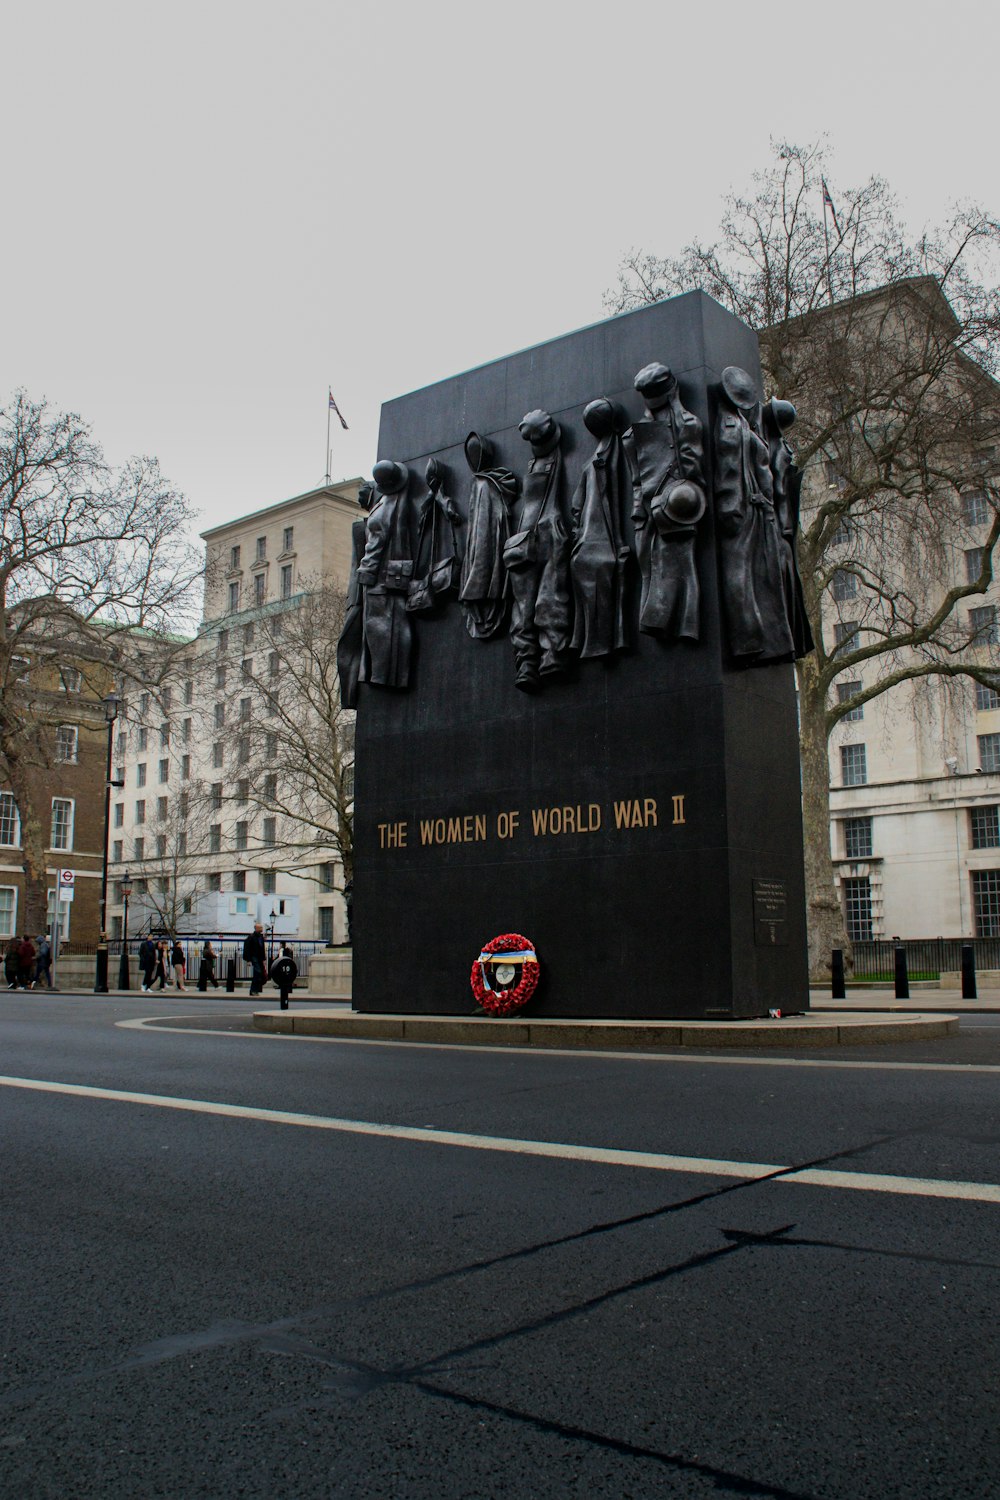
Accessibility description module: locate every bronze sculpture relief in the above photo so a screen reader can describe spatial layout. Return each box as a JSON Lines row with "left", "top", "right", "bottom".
{"left": 714, "top": 367, "right": 812, "bottom": 662}
{"left": 624, "top": 363, "right": 707, "bottom": 641}
{"left": 458, "top": 432, "right": 519, "bottom": 640}
{"left": 570, "top": 398, "right": 633, "bottom": 660}
{"left": 357, "top": 459, "right": 415, "bottom": 688}
{"left": 336, "top": 479, "right": 376, "bottom": 709}
{"left": 407, "top": 458, "right": 463, "bottom": 614}
{"left": 505, "top": 409, "right": 573, "bottom": 692}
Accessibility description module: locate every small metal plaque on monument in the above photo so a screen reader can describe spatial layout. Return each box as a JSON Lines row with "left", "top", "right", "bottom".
{"left": 346, "top": 292, "right": 811, "bottom": 1019}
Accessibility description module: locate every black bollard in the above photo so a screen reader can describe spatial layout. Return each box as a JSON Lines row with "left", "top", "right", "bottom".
{"left": 831, "top": 948, "right": 846, "bottom": 1000}
{"left": 197, "top": 960, "right": 207, "bottom": 993}
{"left": 894, "top": 945, "right": 910, "bottom": 1001}
{"left": 94, "top": 943, "right": 109, "bottom": 995}
{"left": 226, "top": 957, "right": 236, "bottom": 993}
{"left": 961, "top": 944, "right": 977, "bottom": 1001}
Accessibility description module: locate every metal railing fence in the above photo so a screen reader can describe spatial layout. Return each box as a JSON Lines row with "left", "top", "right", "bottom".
{"left": 849, "top": 937, "right": 1000, "bottom": 982}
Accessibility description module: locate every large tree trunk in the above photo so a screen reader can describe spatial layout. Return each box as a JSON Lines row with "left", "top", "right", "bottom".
{"left": 797, "top": 655, "right": 852, "bottom": 981}
{"left": 4, "top": 747, "right": 49, "bottom": 937}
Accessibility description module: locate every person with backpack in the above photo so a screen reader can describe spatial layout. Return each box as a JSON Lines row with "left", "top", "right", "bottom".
{"left": 269, "top": 945, "right": 298, "bottom": 1011}
{"left": 139, "top": 936, "right": 156, "bottom": 992}
{"left": 33, "top": 934, "right": 52, "bottom": 989}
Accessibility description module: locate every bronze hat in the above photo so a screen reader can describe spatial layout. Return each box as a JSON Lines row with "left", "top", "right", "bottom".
{"left": 634, "top": 361, "right": 675, "bottom": 401}
{"left": 768, "top": 397, "right": 797, "bottom": 433}
{"left": 372, "top": 459, "right": 408, "bottom": 494}
{"left": 720, "top": 366, "right": 760, "bottom": 410}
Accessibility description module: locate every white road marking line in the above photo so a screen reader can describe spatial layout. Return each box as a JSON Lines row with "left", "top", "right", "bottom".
{"left": 115, "top": 1015, "right": 1000, "bottom": 1074}
{"left": 3, "top": 1073, "right": 1000, "bottom": 1206}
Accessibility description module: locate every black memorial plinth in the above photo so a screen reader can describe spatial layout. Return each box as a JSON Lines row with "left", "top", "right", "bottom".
{"left": 352, "top": 292, "right": 809, "bottom": 1019}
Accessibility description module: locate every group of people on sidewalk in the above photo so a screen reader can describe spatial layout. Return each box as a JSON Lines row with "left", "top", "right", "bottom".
{"left": 4, "top": 934, "right": 52, "bottom": 990}
{"left": 133, "top": 923, "right": 298, "bottom": 1007}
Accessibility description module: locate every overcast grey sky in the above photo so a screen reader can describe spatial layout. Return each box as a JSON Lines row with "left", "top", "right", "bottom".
{"left": 3, "top": 0, "right": 996, "bottom": 535}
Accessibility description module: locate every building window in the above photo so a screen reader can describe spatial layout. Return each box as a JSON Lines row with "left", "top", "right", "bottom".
{"left": 59, "top": 666, "right": 82, "bottom": 693}
{"left": 236, "top": 779, "right": 249, "bottom": 803}
{"left": 282, "top": 526, "right": 294, "bottom": 553}
{"left": 135, "top": 799, "right": 146, "bottom": 825}
{"left": 181, "top": 754, "right": 191, "bottom": 780}
{"left": 824, "top": 460, "right": 847, "bottom": 492}
{"left": 973, "top": 869, "right": 1000, "bottom": 936}
{"left": 50, "top": 799, "right": 74, "bottom": 852}
{"left": 970, "top": 606, "right": 998, "bottom": 645}
{"left": 319, "top": 906, "right": 334, "bottom": 944}
{"left": 842, "top": 876, "right": 873, "bottom": 941}
{"left": 115, "top": 731, "right": 127, "bottom": 758}
{"left": 137, "top": 763, "right": 147, "bottom": 788}
{"left": 262, "top": 816, "right": 276, "bottom": 847}
{"left": 112, "top": 839, "right": 123, "bottom": 863}
{"left": 211, "top": 783, "right": 223, "bottom": 811}
{"left": 256, "top": 535, "right": 267, "bottom": 562}
{"left": 156, "top": 834, "right": 167, "bottom": 858}
{"left": 237, "top": 735, "right": 250, "bottom": 765}
{"left": 140, "top": 692, "right": 150, "bottom": 716}
{"left": 138, "top": 727, "right": 148, "bottom": 751}
{"left": 979, "top": 734, "right": 1000, "bottom": 773}
{"left": 843, "top": 816, "right": 873, "bottom": 859}
{"left": 159, "top": 725, "right": 170, "bottom": 748}
{"left": 234, "top": 870, "right": 247, "bottom": 893}
{"left": 209, "top": 824, "right": 221, "bottom": 854}
{"left": 162, "top": 686, "right": 171, "bottom": 713}
{"left": 184, "top": 678, "right": 194, "bottom": 706}
{"left": 840, "top": 743, "right": 867, "bottom": 786}
{"left": 212, "top": 743, "right": 224, "bottom": 769}
{"left": 214, "top": 703, "right": 225, "bottom": 729}
{"left": 235, "top": 896, "right": 250, "bottom": 915}
{"left": 262, "top": 870, "right": 276, "bottom": 895}
{"left": 229, "top": 582, "right": 240, "bottom": 613}
{"left": 831, "top": 568, "right": 857, "bottom": 602}
{"left": 971, "top": 806, "right": 1000, "bottom": 849}
{"left": 263, "top": 773, "right": 277, "bottom": 800}
{"left": 55, "top": 725, "right": 78, "bottom": 763}
{"left": 837, "top": 680, "right": 864, "bottom": 722}
{"left": 266, "top": 733, "right": 278, "bottom": 760}
{"left": 965, "top": 547, "right": 986, "bottom": 584}
{"left": 254, "top": 573, "right": 266, "bottom": 608}
{"left": 0, "top": 792, "right": 19, "bottom": 847}
{"left": 977, "top": 682, "right": 1000, "bottom": 712}
{"left": 0, "top": 887, "right": 16, "bottom": 937}
{"left": 46, "top": 887, "right": 71, "bottom": 940}
{"left": 216, "top": 664, "right": 227, "bottom": 690}
{"left": 218, "top": 629, "right": 229, "bottom": 654}
{"left": 182, "top": 717, "right": 192, "bottom": 743}
{"left": 280, "top": 564, "right": 293, "bottom": 600}
{"left": 269, "top": 651, "right": 279, "bottom": 679}
{"left": 182, "top": 894, "right": 192, "bottom": 914}
{"left": 240, "top": 697, "right": 251, "bottom": 721}
{"left": 178, "top": 790, "right": 189, "bottom": 819}
{"left": 318, "top": 862, "right": 337, "bottom": 892}
{"left": 134, "top": 836, "right": 145, "bottom": 861}
{"left": 157, "top": 796, "right": 169, "bottom": 821}
{"left": 964, "top": 491, "right": 989, "bottom": 527}
{"left": 235, "top": 822, "right": 248, "bottom": 851}
{"left": 113, "top": 802, "right": 124, "bottom": 828}
{"left": 230, "top": 544, "right": 241, "bottom": 570}
{"left": 833, "top": 620, "right": 859, "bottom": 657}
{"left": 243, "top": 622, "right": 255, "bottom": 648}
{"left": 208, "top": 872, "right": 222, "bottom": 893}
{"left": 241, "top": 658, "right": 253, "bottom": 681}
{"left": 158, "top": 759, "right": 169, "bottom": 784}
{"left": 115, "top": 764, "right": 125, "bottom": 786}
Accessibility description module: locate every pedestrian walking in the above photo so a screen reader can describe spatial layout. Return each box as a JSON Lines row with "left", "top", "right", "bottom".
{"left": 33, "top": 934, "right": 52, "bottom": 989}
{"left": 198, "top": 939, "right": 219, "bottom": 991}
{"left": 153, "top": 940, "right": 169, "bottom": 991}
{"left": 243, "top": 922, "right": 266, "bottom": 996}
{"left": 171, "top": 939, "right": 186, "bottom": 991}
{"left": 269, "top": 945, "right": 298, "bottom": 1010}
{"left": 17, "top": 935, "right": 36, "bottom": 990}
{"left": 139, "top": 936, "right": 156, "bottom": 992}
{"left": 4, "top": 936, "right": 19, "bottom": 990}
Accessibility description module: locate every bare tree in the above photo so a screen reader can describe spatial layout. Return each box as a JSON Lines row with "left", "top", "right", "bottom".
{"left": 216, "top": 579, "right": 354, "bottom": 893}
{"left": 608, "top": 143, "right": 1000, "bottom": 974}
{"left": 0, "top": 390, "right": 202, "bottom": 931}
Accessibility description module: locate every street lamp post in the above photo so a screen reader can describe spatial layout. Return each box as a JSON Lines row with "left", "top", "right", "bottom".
{"left": 118, "top": 870, "right": 133, "bottom": 989}
{"left": 94, "top": 691, "right": 121, "bottom": 994}
{"left": 268, "top": 907, "right": 277, "bottom": 966}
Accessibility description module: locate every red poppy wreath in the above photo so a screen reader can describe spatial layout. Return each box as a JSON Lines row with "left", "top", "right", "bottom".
{"left": 470, "top": 932, "right": 539, "bottom": 1017}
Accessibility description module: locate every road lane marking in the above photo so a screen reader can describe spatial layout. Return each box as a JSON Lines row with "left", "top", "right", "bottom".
{"left": 116, "top": 1015, "right": 1000, "bottom": 1074}
{"left": 3, "top": 1073, "right": 1000, "bottom": 1205}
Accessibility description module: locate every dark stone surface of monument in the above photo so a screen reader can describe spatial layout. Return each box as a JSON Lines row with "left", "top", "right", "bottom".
{"left": 352, "top": 292, "right": 810, "bottom": 1019}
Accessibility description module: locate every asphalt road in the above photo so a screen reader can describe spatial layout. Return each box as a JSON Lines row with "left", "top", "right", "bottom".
{"left": 3, "top": 993, "right": 1000, "bottom": 1499}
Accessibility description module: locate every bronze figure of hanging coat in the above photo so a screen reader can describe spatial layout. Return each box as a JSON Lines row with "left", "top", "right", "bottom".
{"left": 714, "top": 367, "right": 812, "bottom": 663}
{"left": 356, "top": 459, "right": 415, "bottom": 688}
{"left": 762, "top": 397, "right": 814, "bottom": 659}
{"left": 624, "top": 363, "right": 707, "bottom": 642}
{"left": 406, "top": 458, "right": 463, "bottom": 615}
{"left": 504, "top": 409, "right": 573, "bottom": 692}
{"left": 458, "top": 432, "right": 519, "bottom": 640}
{"left": 569, "top": 398, "right": 632, "bottom": 660}
{"left": 336, "top": 480, "right": 376, "bottom": 709}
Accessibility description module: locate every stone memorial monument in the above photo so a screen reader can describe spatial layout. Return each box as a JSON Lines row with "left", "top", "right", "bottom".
{"left": 344, "top": 291, "right": 812, "bottom": 1019}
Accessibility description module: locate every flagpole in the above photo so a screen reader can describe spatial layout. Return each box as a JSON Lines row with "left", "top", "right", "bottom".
{"left": 325, "top": 392, "right": 332, "bottom": 485}
{"left": 821, "top": 180, "right": 835, "bottom": 306}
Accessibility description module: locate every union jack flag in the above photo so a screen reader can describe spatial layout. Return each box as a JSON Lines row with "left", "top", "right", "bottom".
{"left": 328, "top": 391, "right": 349, "bottom": 430}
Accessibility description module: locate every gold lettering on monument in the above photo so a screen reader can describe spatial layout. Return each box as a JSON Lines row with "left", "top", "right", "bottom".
{"left": 377, "top": 795, "right": 683, "bottom": 852}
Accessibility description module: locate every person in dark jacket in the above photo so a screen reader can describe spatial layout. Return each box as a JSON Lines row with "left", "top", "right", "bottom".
{"left": 269, "top": 945, "right": 298, "bottom": 1011}
{"left": 4, "top": 937, "right": 19, "bottom": 990}
{"left": 171, "top": 939, "right": 186, "bottom": 991}
{"left": 243, "top": 923, "right": 266, "bottom": 996}
{"left": 198, "top": 940, "right": 219, "bottom": 991}
{"left": 17, "top": 936, "right": 36, "bottom": 990}
{"left": 139, "top": 936, "right": 156, "bottom": 992}
{"left": 33, "top": 934, "right": 53, "bottom": 989}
